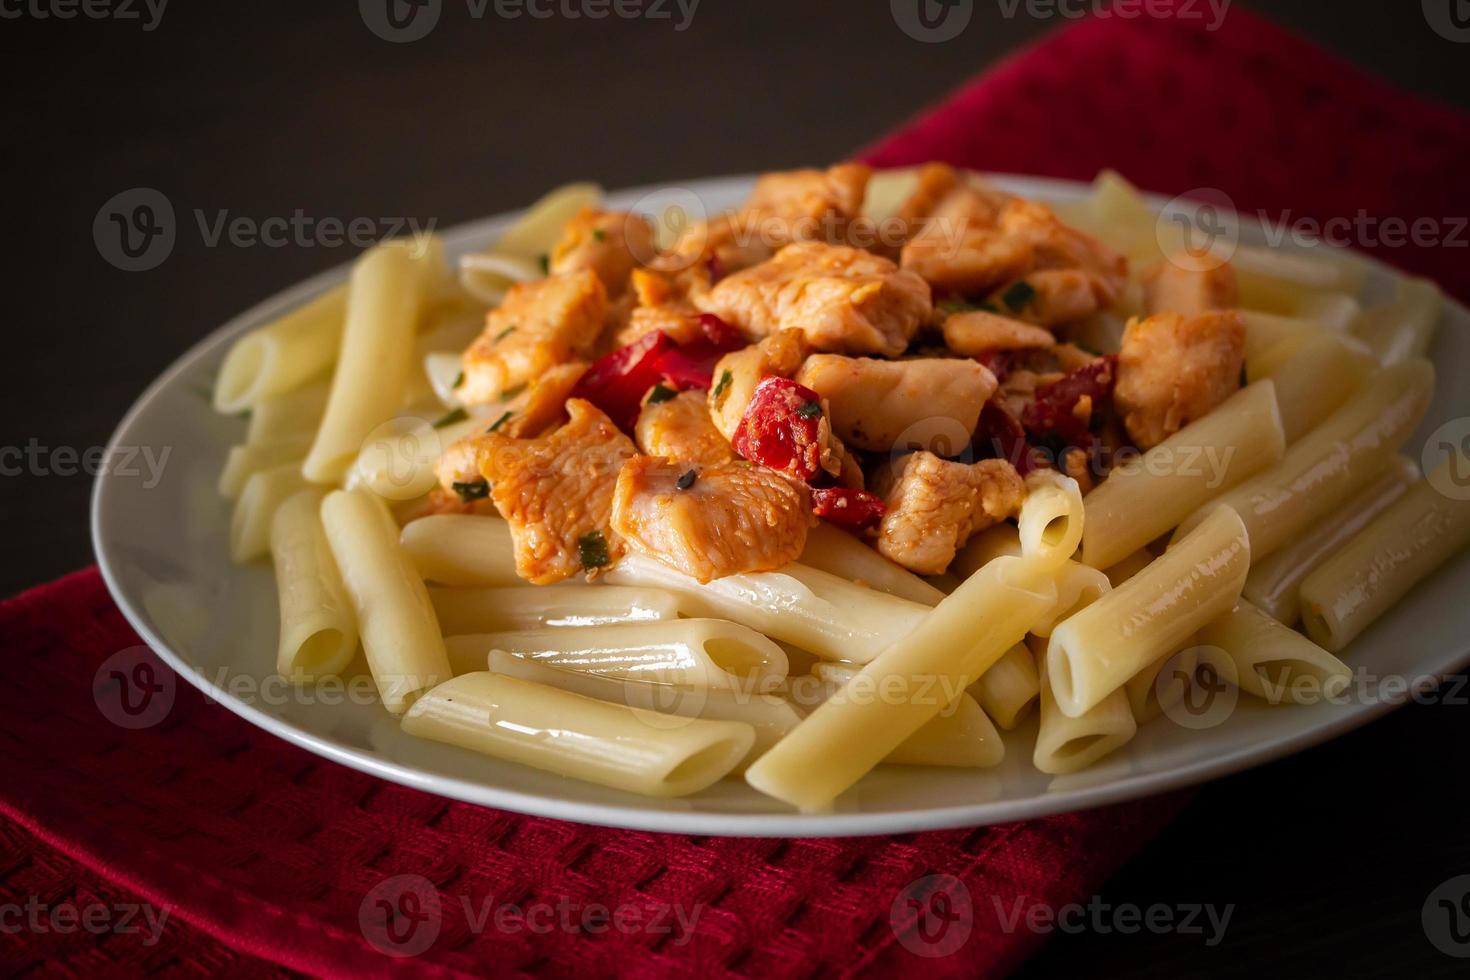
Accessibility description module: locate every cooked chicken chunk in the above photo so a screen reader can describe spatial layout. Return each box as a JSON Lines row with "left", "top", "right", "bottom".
{"left": 657, "top": 211, "right": 775, "bottom": 280}
{"left": 611, "top": 457, "right": 814, "bottom": 582}
{"left": 1142, "top": 254, "right": 1240, "bottom": 316}
{"left": 1115, "top": 311, "right": 1246, "bottom": 449}
{"left": 894, "top": 163, "right": 1009, "bottom": 235}
{"left": 707, "top": 329, "right": 811, "bottom": 441}
{"left": 901, "top": 225, "right": 1034, "bottom": 293}
{"left": 743, "top": 163, "right": 872, "bottom": 246}
{"left": 697, "top": 242, "right": 931, "bottom": 357}
{"left": 794, "top": 355, "right": 996, "bottom": 454}
{"left": 942, "top": 310, "right": 1055, "bottom": 354}
{"left": 549, "top": 209, "right": 655, "bottom": 298}
{"left": 462, "top": 399, "right": 637, "bottom": 584}
{"left": 872, "top": 452, "right": 1026, "bottom": 575}
{"left": 988, "top": 268, "right": 1111, "bottom": 327}
{"left": 999, "top": 199, "right": 1128, "bottom": 297}
{"left": 636, "top": 389, "right": 734, "bottom": 465}
{"left": 456, "top": 270, "right": 606, "bottom": 405}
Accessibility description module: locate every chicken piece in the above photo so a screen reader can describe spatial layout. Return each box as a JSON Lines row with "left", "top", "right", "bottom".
{"left": 872, "top": 452, "right": 1026, "bottom": 575}
{"left": 462, "top": 399, "right": 637, "bottom": 584}
{"left": 942, "top": 310, "right": 1055, "bottom": 354}
{"left": 635, "top": 389, "right": 734, "bottom": 465}
{"left": 456, "top": 271, "right": 606, "bottom": 405}
{"left": 697, "top": 242, "right": 931, "bottom": 357}
{"left": 794, "top": 355, "right": 996, "bottom": 454}
{"left": 901, "top": 225, "right": 1034, "bottom": 294}
{"left": 549, "top": 209, "right": 655, "bottom": 298}
{"left": 998, "top": 199, "right": 1128, "bottom": 300}
{"left": 707, "top": 329, "right": 811, "bottom": 441}
{"left": 656, "top": 211, "right": 775, "bottom": 281}
{"left": 894, "top": 163, "right": 1009, "bottom": 235}
{"left": 989, "top": 269, "right": 1112, "bottom": 328}
{"left": 1143, "top": 254, "right": 1240, "bottom": 316}
{"left": 611, "top": 457, "right": 814, "bottom": 582}
{"left": 1115, "top": 311, "right": 1246, "bottom": 449}
{"left": 743, "top": 163, "right": 872, "bottom": 246}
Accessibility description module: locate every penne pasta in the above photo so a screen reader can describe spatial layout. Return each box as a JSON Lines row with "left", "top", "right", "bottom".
{"left": 1249, "top": 334, "right": 1375, "bottom": 443}
{"left": 217, "top": 435, "right": 311, "bottom": 499}
{"left": 320, "top": 489, "right": 452, "bottom": 714}
{"left": 487, "top": 651, "right": 798, "bottom": 772}
{"left": 304, "top": 242, "right": 437, "bottom": 484}
{"left": 604, "top": 554, "right": 930, "bottom": 665}
{"left": 799, "top": 522, "right": 946, "bottom": 605}
{"left": 951, "top": 522, "right": 1022, "bottom": 580}
{"left": 246, "top": 381, "right": 332, "bottom": 446}
{"left": 347, "top": 414, "right": 482, "bottom": 501}
{"left": 1243, "top": 458, "right": 1417, "bottom": 624}
{"left": 230, "top": 462, "right": 309, "bottom": 563}
{"left": 1171, "top": 359, "right": 1433, "bottom": 563}
{"left": 744, "top": 554, "right": 1057, "bottom": 811}
{"left": 459, "top": 183, "right": 603, "bottom": 303}
{"left": 1034, "top": 643, "right": 1137, "bottom": 776}
{"left": 1232, "top": 244, "right": 1366, "bottom": 300}
{"left": 1048, "top": 506, "right": 1250, "bottom": 718}
{"left": 402, "top": 672, "right": 752, "bottom": 798}
{"left": 1029, "top": 561, "right": 1112, "bottom": 638}
{"left": 400, "top": 515, "right": 521, "bottom": 587}
{"left": 444, "top": 619, "right": 790, "bottom": 692}
{"left": 969, "top": 642, "right": 1040, "bottom": 731}
{"left": 428, "top": 584, "right": 681, "bottom": 635}
{"left": 1103, "top": 548, "right": 1155, "bottom": 587}
{"left": 1122, "top": 644, "right": 1200, "bottom": 724}
{"left": 1300, "top": 451, "right": 1470, "bottom": 652}
{"left": 1240, "top": 310, "right": 1333, "bottom": 361}
{"left": 1353, "top": 277, "right": 1442, "bottom": 366}
{"left": 1017, "top": 470, "right": 1084, "bottom": 571}
{"left": 1080, "top": 380, "right": 1285, "bottom": 569}
{"left": 214, "top": 285, "right": 347, "bottom": 414}
{"left": 1198, "top": 600, "right": 1349, "bottom": 703}
{"left": 269, "top": 488, "right": 358, "bottom": 679}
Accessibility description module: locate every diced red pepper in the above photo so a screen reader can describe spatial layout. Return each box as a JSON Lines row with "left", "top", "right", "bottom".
{"left": 977, "top": 400, "right": 1038, "bottom": 475}
{"left": 731, "top": 377, "right": 826, "bottom": 481}
{"left": 655, "top": 314, "right": 748, "bottom": 390}
{"left": 810, "top": 487, "right": 887, "bottom": 530}
{"left": 1020, "top": 354, "right": 1117, "bottom": 451}
{"left": 975, "top": 349, "right": 1013, "bottom": 384}
{"left": 570, "top": 330, "right": 676, "bottom": 431}
{"left": 694, "top": 313, "right": 746, "bottom": 352}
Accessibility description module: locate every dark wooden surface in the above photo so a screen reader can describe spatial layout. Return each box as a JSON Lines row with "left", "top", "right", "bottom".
{"left": 4, "top": 1, "right": 1468, "bottom": 975}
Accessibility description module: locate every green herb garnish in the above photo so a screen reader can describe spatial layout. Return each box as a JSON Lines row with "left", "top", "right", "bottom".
{"left": 578, "top": 530, "right": 611, "bottom": 569}
{"left": 646, "top": 383, "right": 677, "bottom": 405}
{"left": 937, "top": 299, "right": 978, "bottom": 317}
{"left": 494, "top": 324, "right": 517, "bottom": 343}
{"left": 591, "top": 228, "right": 606, "bottom": 242}
{"left": 796, "top": 400, "right": 822, "bottom": 419}
{"left": 537, "top": 253, "right": 549, "bottom": 275}
{"left": 1001, "top": 281, "right": 1037, "bottom": 312}
{"left": 451, "top": 479, "right": 489, "bottom": 502}
{"left": 676, "top": 469, "right": 698, "bottom": 491}
{"left": 488, "top": 411, "right": 514, "bottom": 433}
{"left": 500, "top": 384, "right": 527, "bottom": 402}
{"left": 453, "top": 370, "right": 465, "bottom": 389}
{"left": 433, "top": 407, "right": 469, "bottom": 429}
{"left": 712, "top": 369, "right": 733, "bottom": 403}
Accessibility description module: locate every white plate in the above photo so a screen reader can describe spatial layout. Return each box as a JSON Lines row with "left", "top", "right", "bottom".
{"left": 92, "top": 174, "right": 1470, "bottom": 836}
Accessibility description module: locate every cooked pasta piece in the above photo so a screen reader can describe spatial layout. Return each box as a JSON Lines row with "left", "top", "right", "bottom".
{"left": 214, "top": 285, "right": 346, "bottom": 414}
{"left": 402, "top": 672, "right": 753, "bottom": 798}
{"left": 230, "top": 463, "right": 309, "bottom": 563}
{"left": 1034, "top": 644, "right": 1136, "bottom": 776}
{"left": 427, "top": 585, "right": 681, "bottom": 635}
{"left": 1247, "top": 334, "right": 1375, "bottom": 443}
{"left": 1029, "top": 561, "right": 1112, "bottom": 638}
{"left": 1353, "top": 277, "right": 1441, "bottom": 366}
{"left": 269, "top": 488, "right": 358, "bottom": 679}
{"left": 1198, "top": 601, "right": 1349, "bottom": 703}
{"left": 217, "top": 435, "right": 310, "bottom": 499}
{"left": 798, "top": 522, "right": 945, "bottom": 605}
{"left": 348, "top": 414, "right": 482, "bottom": 502}
{"left": 246, "top": 382, "right": 332, "bottom": 445}
{"left": 399, "top": 514, "right": 521, "bottom": 586}
{"left": 969, "top": 642, "right": 1040, "bottom": 730}
{"left": 1122, "top": 645, "right": 1200, "bottom": 724}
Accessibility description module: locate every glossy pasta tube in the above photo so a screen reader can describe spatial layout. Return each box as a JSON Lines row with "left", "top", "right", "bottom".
{"left": 347, "top": 414, "right": 481, "bottom": 501}
{"left": 604, "top": 555, "right": 930, "bottom": 665}
{"left": 1017, "top": 470, "right": 1085, "bottom": 572}
{"left": 460, "top": 183, "right": 603, "bottom": 303}
{"left": 400, "top": 515, "right": 521, "bottom": 587}
{"left": 1240, "top": 310, "right": 1333, "bottom": 361}
{"left": 1080, "top": 381, "right": 1284, "bottom": 569}
{"left": 217, "top": 435, "right": 311, "bottom": 498}
{"left": 402, "top": 672, "right": 752, "bottom": 798}
{"left": 1029, "top": 561, "right": 1112, "bottom": 638}
{"left": 320, "top": 490, "right": 452, "bottom": 714}
{"left": 1243, "top": 458, "right": 1417, "bottom": 624}
{"left": 269, "top": 488, "right": 358, "bottom": 679}
{"left": 214, "top": 285, "right": 347, "bottom": 414}
{"left": 744, "top": 554, "right": 1057, "bottom": 811}
{"left": 1232, "top": 244, "right": 1365, "bottom": 300}
{"left": 230, "top": 463, "right": 309, "bottom": 563}
{"left": 799, "top": 522, "right": 946, "bottom": 605}
{"left": 1048, "top": 506, "right": 1250, "bottom": 718}
{"left": 1198, "top": 601, "right": 1350, "bottom": 702}
{"left": 1172, "top": 359, "right": 1433, "bottom": 562}
{"left": 1122, "top": 644, "right": 1200, "bottom": 724}
{"left": 969, "top": 642, "right": 1040, "bottom": 730}
{"left": 428, "top": 585, "right": 681, "bottom": 635}
{"left": 444, "top": 619, "right": 790, "bottom": 692}
{"left": 1034, "top": 645, "right": 1137, "bottom": 776}
{"left": 811, "top": 663, "right": 1004, "bottom": 768}
{"left": 951, "top": 523, "right": 1022, "bottom": 579}
{"left": 1353, "top": 277, "right": 1441, "bottom": 366}
{"left": 246, "top": 382, "right": 332, "bottom": 445}
{"left": 1103, "top": 549, "right": 1155, "bottom": 587}
{"left": 487, "top": 651, "right": 798, "bottom": 772}
{"left": 304, "top": 243, "right": 433, "bottom": 483}
{"left": 1249, "top": 335, "right": 1376, "bottom": 443}
{"left": 1300, "top": 452, "right": 1470, "bottom": 652}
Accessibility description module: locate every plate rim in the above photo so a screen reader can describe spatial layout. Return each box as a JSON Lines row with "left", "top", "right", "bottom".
{"left": 91, "top": 172, "right": 1470, "bottom": 837}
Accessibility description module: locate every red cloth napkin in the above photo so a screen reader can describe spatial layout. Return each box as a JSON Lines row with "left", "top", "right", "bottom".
{"left": 7, "top": 9, "right": 1469, "bottom": 977}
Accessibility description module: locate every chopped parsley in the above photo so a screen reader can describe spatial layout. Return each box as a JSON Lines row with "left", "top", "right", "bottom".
{"left": 591, "top": 228, "right": 606, "bottom": 242}
{"left": 796, "top": 400, "right": 823, "bottom": 419}
{"left": 537, "top": 253, "right": 549, "bottom": 275}
{"left": 451, "top": 479, "right": 489, "bottom": 502}
{"left": 453, "top": 370, "right": 465, "bottom": 389}
{"left": 500, "top": 384, "right": 527, "bottom": 402}
{"left": 487, "top": 410, "right": 514, "bottom": 433}
{"left": 676, "top": 468, "right": 698, "bottom": 491}
{"left": 1001, "top": 281, "right": 1037, "bottom": 312}
{"left": 494, "top": 324, "right": 517, "bottom": 343}
{"left": 937, "top": 299, "right": 999, "bottom": 318}
{"left": 578, "top": 530, "right": 611, "bottom": 569}
{"left": 432, "top": 407, "right": 469, "bottom": 429}
{"left": 646, "top": 383, "right": 677, "bottom": 405}
{"left": 712, "top": 369, "right": 733, "bottom": 403}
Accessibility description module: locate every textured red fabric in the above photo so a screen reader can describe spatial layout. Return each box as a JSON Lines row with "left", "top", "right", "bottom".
{"left": 8, "top": 8, "right": 1470, "bottom": 978}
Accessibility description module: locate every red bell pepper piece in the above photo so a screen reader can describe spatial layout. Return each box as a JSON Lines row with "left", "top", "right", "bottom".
{"left": 1020, "top": 354, "right": 1117, "bottom": 451}
{"left": 975, "top": 349, "right": 1013, "bottom": 385}
{"left": 656, "top": 314, "right": 748, "bottom": 390}
{"left": 810, "top": 487, "right": 887, "bottom": 530}
{"left": 977, "top": 400, "right": 1038, "bottom": 474}
{"left": 570, "top": 330, "right": 676, "bottom": 431}
{"left": 731, "top": 377, "right": 827, "bottom": 481}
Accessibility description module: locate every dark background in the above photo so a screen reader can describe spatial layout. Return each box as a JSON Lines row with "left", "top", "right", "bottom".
{"left": 5, "top": 1, "right": 1468, "bottom": 975}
